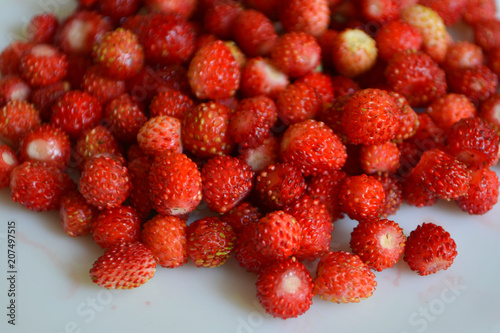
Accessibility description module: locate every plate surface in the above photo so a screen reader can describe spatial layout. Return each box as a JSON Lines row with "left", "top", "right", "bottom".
{"left": 1, "top": 1, "right": 500, "bottom": 333}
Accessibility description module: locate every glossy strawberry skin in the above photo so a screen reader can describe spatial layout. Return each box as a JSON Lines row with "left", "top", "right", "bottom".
{"left": 0, "top": 100, "right": 41, "bottom": 147}
{"left": 91, "top": 205, "right": 142, "bottom": 249}
{"left": 59, "top": 190, "right": 98, "bottom": 237}
{"left": 456, "top": 168, "right": 500, "bottom": 215}
{"left": 19, "top": 44, "right": 68, "bottom": 87}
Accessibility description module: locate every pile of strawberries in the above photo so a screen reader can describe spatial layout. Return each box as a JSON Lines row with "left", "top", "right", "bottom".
{"left": 1, "top": 0, "right": 500, "bottom": 320}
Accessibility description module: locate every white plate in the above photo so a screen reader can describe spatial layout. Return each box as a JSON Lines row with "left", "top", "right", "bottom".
{"left": 1, "top": 1, "right": 500, "bottom": 332}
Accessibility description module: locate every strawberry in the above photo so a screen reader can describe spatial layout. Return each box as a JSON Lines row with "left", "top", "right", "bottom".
{"left": 339, "top": 174, "right": 386, "bottom": 221}
{"left": 0, "top": 75, "right": 31, "bottom": 107}
{"left": 10, "top": 161, "right": 75, "bottom": 211}
{"left": 19, "top": 44, "right": 67, "bottom": 88}
{"left": 372, "top": 172, "right": 403, "bottom": 217}
{"left": 103, "top": 94, "right": 147, "bottom": 144}
{"left": 385, "top": 50, "right": 447, "bottom": 107}
{"left": 0, "top": 145, "right": 19, "bottom": 188}
{"left": 479, "top": 93, "right": 500, "bottom": 135}
{"left": 314, "top": 251, "right": 377, "bottom": 303}
{"left": 148, "top": 151, "right": 202, "bottom": 216}
{"left": 255, "top": 163, "right": 306, "bottom": 209}
{"left": 59, "top": 190, "right": 98, "bottom": 237}
{"left": 203, "top": 0, "right": 243, "bottom": 40}
{"left": 0, "top": 41, "right": 33, "bottom": 76}
{"left": 402, "top": 171, "right": 439, "bottom": 207}
{"left": 137, "top": 115, "right": 182, "bottom": 156}
{"left": 0, "top": 100, "right": 41, "bottom": 147}
{"left": 233, "top": 9, "right": 277, "bottom": 57}
{"left": 359, "top": 141, "right": 400, "bottom": 174}
{"left": 18, "top": 124, "right": 71, "bottom": 169}
{"left": 388, "top": 91, "right": 419, "bottom": 142}
{"left": 331, "top": 28, "right": 377, "bottom": 78}
{"left": 144, "top": 0, "right": 197, "bottom": 18}
{"left": 74, "top": 125, "right": 122, "bottom": 170}
{"left": 201, "top": 155, "right": 254, "bottom": 213}
{"left": 418, "top": 0, "right": 467, "bottom": 26}
{"left": 30, "top": 81, "right": 70, "bottom": 122}
{"left": 276, "top": 82, "right": 322, "bottom": 125}
{"left": 149, "top": 89, "right": 194, "bottom": 120}
{"left": 127, "top": 156, "right": 153, "bottom": 220}
{"left": 400, "top": 4, "right": 448, "bottom": 63}
{"left": 341, "top": 88, "right": 400, "bottom": 145}
{"left": 283, "top": 195, "right": 333, "bottom": 261}
{"left": 404, "top": 222, "right": 457, "bottom": 275}
{"left": 82, "top": 65, "right": 127, "bottom": 106}
{"left": 446, "top": 117, "right": 499, "bottom": 170}
{"left": 234, "top": 222, "right": 274, "bottom": 274}
{"left": 91, "top": 205, "right": 141, "bottom": 249}
{"left": 237, "top": 135, "right": 280, "bottom": 173}
{"left": 306, "top": 170, "right": 347, "bottom": 221}
{"left": 229, "top": 95, "right": 278, "bottom": 149}
{"left": 456, "top": 167, "right": 499, "bottom": 215}
{"left": 330, "top": 75, "right": 360, "bottom": 98}
{"left": 295, "top": 71, "right": 335, "bottom": 105}
{"left": 447, "top": 65, "right": 498, "bottom": 105}
{"left": 270, "top": 31, "right": 321, "bottom": 78}
{"left": 188, "top": 40, "right": 240, "bottom": 100}
{"left": 98, "top": 0, "right": 142, "bottom": 22}
{"left": 442, "top": 41, "right": 485, "bottom": 72}
{"left": 56, "top": 10, "right": 112, "bottom": 55}
{"left": 280, "top": 119, "right": 347, "bottom": 176}
{"left": 93, "top": 28, "right": 144, "bottom": 80}
{"left": 239, "top": 57, "right": 289, "bottom": 99}
{"left": 426, "top": 93, "right": 477, "bottom": 133}
{"left": 187, "top": 216, "right": 237, "bottom": 268}
{"left": 253, "top": 210, "right": 301, "bottom": 261}
{"left": 90, "top": 241, "right": 156, "bottom": 289}
{"left": 26, "top": 13, "right": 59, "bottom": 44}
{"left": 350, "top": 218, "right": 406, "bottom": 271}
{"left": 181, "top": 101, "right": 234, "bottom": 158}
{"left": 375, "top": 20, "right": 423, "bottom": 62}
{"left": 279, "top": 0, "right": 330, "bottom": 38}
{"left": 256, "top": 258, "right": 314, "bottom": 319}
{"left": 463, "top": 0, "right": 497, "bottom": 25}
{"left": 220, "top": 201, "right": 262, "bottom": 234}
{"left": 79, "top": 155, "right": 131, "bottom": 210}
{"left": 360, "top": 0, "right": 399, "bottom": 24}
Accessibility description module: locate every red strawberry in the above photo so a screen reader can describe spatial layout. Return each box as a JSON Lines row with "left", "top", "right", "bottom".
{"left": 239, "top": 57, "right": 289, "bottom": 99}
{"left": 443, "top": 41, "right": 484, "bottom": 72}
{"left": 30, "top": 81, "right": 70, "bottom": 122}
{"left": 480, "top": 93, "right": 500, "bottom": 135}
{"left": 270, "top": 31, "right": 321, "bottom": 78}
{"left": 137, "top": 115, "right": 182, "bottom": 156}
{"left": 201, "top": 155, "right": 254, "bottom": 214}
{"left": 418, "top": 0, "right": 467, "bottom": 26}
{"left": 187, "top": 216, "right": 237, "bottom": 268}
{"left": 188, "top": 40, "right": 240, "bottom": 100}
{"left": 144, "top": 0, "right": 197, "bottom": 18}
{"left": 104, "top": 94, "right": 147, "bottom": 144}
{"left": 276, "top": 82, "right": 322, "bottom": 125}
{"left": 350, "top": 218, "right": 406, "bottom": 271}
{"left": 448, "top": 65, "right": 498, "bottom": 105}
{"left": 220, "top": 201, "right": 262, "bottom": 234}
{"left": 0, "top": 100, "right": 41, "bottom": 147}
{"left": 256, "top": 258, "right": 314, "bottom": 319}
{"left": 253, "top": 210, "right": 301, "bottom": 261}
{"left": 360, "top": 0, "right": 399, "bottom": 25}
{"left": 0, "top": 75, "right": 31, "bottom": 106}
{"left": 306, "top": 170, "right": 347, "bottom": 221}
{"left": 279, "top": 0, "right": 330, "bottom": 38}
{"left": 280, "top": 119, "right": 347, "bottom": 176}
{"left": 141, "top": 215, "right": 187, "bottom": 268}
{"left": 232, "top": 9, "right": 277, "bottom": 57}
{"left": 19, "top": 44, "right": 67, "bottom": 88}
{"left": 51, "top": 90, "right": 103, "bottom": 139}
{"left": 149, "top": 89, "right": 194, "bottom": 120}
{"left": 74, "top": 125, "right": 122, "bottom": 169}
{"left": 0, "top": 41, "right": 33, "bottom": 76}
{"left": 90, "top": 241, "right": 156, "bottom": 289}
{"left": 10, "top": 161, "right": 75, "bottom": 211}
{"left": 98, "top": 0, "right": 142, "bottom": 22}
{"left": 82, "top": 65, "right": 127, "bottom": 106}
{"left": 91, "top": 205, "right": 141, "bottom": 249}
{"left": 402, "top": 171, "right": 439, "bottom": 207}
{"left": 314, "top": 251, "right": 377, "bottom": 303}
{"left": 404, "top": 222, "right": 457, "bottom": 275}
{"left": 338, "top": 174, "right": 386, "bottom": 221}
{"left": 359, "top": 141, "right": 400, "bottom": 174}
{"left": 255, "top": 163, "right": 306, "bottom": 209}
{"left": 375, "top": 20, "right": 422, "bottom": 62}
{"left": 463, "top": 0, "right": 497, "bottom": 25}
{"left": 59, "top": 190, "right": 98, "bottom": 237}
{"left": 388, "top": 91, "right": 419, "bottom": 142}
{"left": 18, "top": 124, "right": 71, "bottom": 169}
{"left": 237, "top": 135, "right": 280, "bottom": 173}
{"left": 0, "top": 145, "right": 19, "bottom": 188}
{"left": 456, "top": 167, "right": 499, "bottom": 215}
{"left": 316, "top": 95, "right": 348, "bottom": 140}
{"left": 234, "top": 222, "right": 274, "bottom": 274}
{"left": 295, "top": 71, "right": 335, "bottom": 105}
{"left": 79, "top": 155, "right": 131, "bottom": 210}
{"left": 372, "top": 172, "right": 404, "bottom": 217}
{"left": 331, "top": 28, "right": 377, "bottom": 78}
{"left": 181, "top": 101, "right": 234, "bottom": 158}
{"left": 203, "top": 0, "right": 243, "bottom": 40}
{"left": 127, "top": 156, "right": 153, "bottom": 220}
{"left": 148, "top": 151, "right": 202, "bottom": 216}
{"left": 474, "top": 19, "right": 500, "bottom": 53}
{"left": 330, "top": 75, "right": 360, "bottom": 98}
{"left": 26, "top": 13, "right": 59, "bottom": 44}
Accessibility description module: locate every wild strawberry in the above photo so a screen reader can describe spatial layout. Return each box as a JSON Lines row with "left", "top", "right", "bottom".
{"left": 400, "top": 4, "right": 448, "bottom": 63}
{"left": 0, "top": 75, "right": 31, "bottom": 107}
{"left": 331, "top": 28, "right": 377, "bottom": 78}
{"left": 480, "top": 93, "right": 500, "bottom": 135}
{"left": 256, "top": 258, "right": 314, "bottom": 319}
{"left": 276, "top": 82, "right": 322, "bottom": 125}
{"left": 187, "top": 217, "right": 237, "bottom": 268}
{"left": 144, "top": 0, "right": 197, "bottom": 18}
{"left": 75, "top": 126, "right": 121, "bottom": 170}
{"left": 82, "top": 65, "right": 127, "bottom": 106}
{"left": 0, "top": 100, "right": 41, "bottom": 147}
{"left": 253, "top": 210, "right": 301, "bottom": 261}
{"left": 0, "top": 41, "right": 33, "bottom": 76}
{"left": 79, "top": 155, "right": 130, "bottom": 210}
{"left": 90, "top": 241, "right": 156, "bottom": 289}
{"left": 463, "top": 0, "right": 497, "bottom": 25}
{"left": 404, "top": 222, "right": 457, "bottom": 275}
{"left": 402, "top": 171, "right": 439, "bottom": 207}
{"left": 295, "top": 71, "right": 335, "bottom": 105}
{"left": 237, "top": 135, "right": 280, "bottom": 173}
{"left": 203, "top": 0, "right": 243, "bottom": 40}
{"left": 10, "top": 161, "right": 75, "bottom": 211}
{"left": 283, "top": 195, "right": 333, "bottom": 261}
{"left": 127, "top": 156, "right": 153, "bottom": 220}
{"left": 255, "top": 163, "right": 306, "bottom": 209}
{"left": 339, "top": 174, "right": 386, "bottom": 222}
{"left": 418, "top": 0, "right": 467, "bottom": 26}
{"left": 456, "top": 167, "right": 499, "bottom": 215}
{"left": 306, "top": 170, "right": 347, "bottom": 221}
{"left": 59, "top": 190, "right": 98, "bottom": 237}
{"left": 181, "top": 101, "right": 234, "bottom": 159}
{"left": 388, "top": 91, "right": 419, "bottom": 142}
{"left": 148, "top": 151, "right": 202, "bottom": 216}
{"left": 201, "top": 155, "right": 254, "bottom": 213}
{"left": 375, "top": 20, "right": 422, "bottom": 62}
{"left": 18, "top": 124, "right": 71, "bottom": 169}
{"left": 359, "top": 141, "right": 400, "bottom": 175}
{"left": 372, "top": 172, "right": 403, "bottom": 217}
{"left": 448, "top": 65, "right": 498, "bottom": 105}
{"left": 91, "top": 205, "right": 141, "bottom": 249}
{"left": 442, "top": 41, "right": 484, "bottom": 72}
{"left": 26, "top": 13, "right": 59, "bottom": 44}
{"left": 93, "top": 28, "right": 144, "bottom": 80}
{"left": 361, "top": 0, "right": 399, "bottom": 24}
{"left": 385, "top": 50, "right": 447, "bottom": 107}
{"left": 137, "top": 115, "right": 182, "bottom": 156}
{"left": 331, "top": 75, "right": 360, "bottom": 98}
{"left": 279, "top": 0, "right": 330, "bottom": 38}
{"left": 341, "top": 88, "right": 400, "bottom": 145}
{"left": 0, "top": 145, "right": 19, "bottom": 188}
{"left": 427, "top": 93, "right": 477, "bottom": 134}
{"left": 149, "top": 89, "right": 194, "bottom": 120}
{"left": 234, "top": 223, "right": 274, "bottom": 274}
{"left": 270, "top": 31, "right": 321, "bottom": 78}
{"left": 56, "top": 10, "right": 112, "bottom": 55}
{"left": 220, "top": 201, "right": 262, "bottom": 234}
{"left": 103, "top": 94, "right": 147, "bottom": 144}
{"left": 280, "top": 119, "right": 347, "bottom": 176}
{"left": 141, "top": 214, "right": 188, "bottom": 268}
{"left": 233, "top": 9, "right": 277, "bottom": 57}
{"left": 19, "top": 44, "right": 67, "bottom": 88}
{"left": 239, "top": 57, "right": 289, "bottom": 99}
{"left": 314, "top": 251, "right": 377, "bottom": 303}
{"left": 30, "top": 81, "right": 70, "bottom": 122}
{"left": 98, "top": 0, "right": 142, "bottom": 22}
{"left": 409, "top": 113, "right": 446, "bottom": 147}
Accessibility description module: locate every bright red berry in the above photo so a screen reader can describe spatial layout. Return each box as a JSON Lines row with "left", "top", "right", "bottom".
{"left": 137, "top": 115, "right": 182, "bottom": 156}
{"left": 26, "top": 13, "right": 59, "bottom": 44}
{"left": 375, "top": 20, "right": 422, "bottom": 62}
{"left": 0, "top": 145, "right": 19, "bottom": 188}
{"left": 279, "top": 0, "right": 330, "bottom": 38}
{"left": 233, "top": 9, "right": 278, "bottom": 57}
{"left": 456, "top": 167, "right": 500, "bottom": 215}
{"left": 240, "top": 57, "right": 289, "bottom": 99}
{"left": 276, "top": 82, "right": 322, "bottom": 125}
{"left": 104, "top": 94, "right": 147, "bottom": 144}
{"left": 338, "top": 174, "right": 386, "bottom": 221}
{"left": 0, "top": 100, "right": 41, "bottom": 147}
{"left": 59, "top": 190, "right": 98, "bottom": 237}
